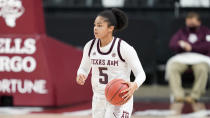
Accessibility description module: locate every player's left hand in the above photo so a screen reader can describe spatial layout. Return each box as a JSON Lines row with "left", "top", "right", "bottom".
{"left": 121, "top": 82, "right": 138, "bottom": 101}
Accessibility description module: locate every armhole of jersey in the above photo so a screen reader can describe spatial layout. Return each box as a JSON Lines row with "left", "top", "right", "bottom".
{"left": 88, "top": 39, "right": 96, "bottom": 57}
{"left": 117, "top": 39, "right": 125, "bottom": 62}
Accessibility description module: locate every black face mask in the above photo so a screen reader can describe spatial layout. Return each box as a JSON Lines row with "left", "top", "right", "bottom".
{"left": 188, "top": 26, "right": 197, "bottom": 32}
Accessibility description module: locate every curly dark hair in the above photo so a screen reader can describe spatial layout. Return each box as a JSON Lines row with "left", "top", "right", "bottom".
{"left": 98, "top": 8, "right": 128, "bottom": 32}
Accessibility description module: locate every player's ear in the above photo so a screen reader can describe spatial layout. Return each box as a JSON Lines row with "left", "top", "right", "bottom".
{"left": 108, "top": 26, "right": 114, "bottom": 32}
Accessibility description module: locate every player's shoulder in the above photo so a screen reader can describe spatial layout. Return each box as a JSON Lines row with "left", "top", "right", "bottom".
{"left": 85, "top": 39, "right": 95, "bottom": 46}
{"left": 117, "top": 38, "right": 137, "bottom": 61}
{"left": 117, "top": 38, "right": 133, "bottom": 50}
{"left": 84, "top": 39, "right": 96, "bottom": 48}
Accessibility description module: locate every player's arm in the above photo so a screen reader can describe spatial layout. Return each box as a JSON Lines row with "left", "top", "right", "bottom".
{"left": 76, "top": 40, "right": 92, "bottom": 85}
{"left": 120, "top": 41, "right": 146, "bottom": 100}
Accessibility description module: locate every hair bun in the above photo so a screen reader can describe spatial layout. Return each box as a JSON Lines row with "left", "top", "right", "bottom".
{"left": 111, "top": 8, "right": 128, "bottom": 31}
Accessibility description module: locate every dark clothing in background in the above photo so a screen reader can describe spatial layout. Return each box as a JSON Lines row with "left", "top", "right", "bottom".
{"left": 169, "top": 26, "right": 210, "bottom": 57}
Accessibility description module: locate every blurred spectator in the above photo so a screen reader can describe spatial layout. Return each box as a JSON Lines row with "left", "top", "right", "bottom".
{"left": 180, "top": 0, "right": 210, "bottom": 7}
{"left": 166, "top": 12, "right": 210, "bottom": 114}
{"left": 102, "top": 0, "right": 125, "bottom": 7}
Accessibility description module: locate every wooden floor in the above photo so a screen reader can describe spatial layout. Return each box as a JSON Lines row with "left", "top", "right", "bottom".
{"left": 1, "top": 86, "right": 209, "bottom": 118}
{"left": 0, "top": 114, "right": 168, "bottom": 118}
{"left": 0, "top": 114, "right": 210, "bottom": 118}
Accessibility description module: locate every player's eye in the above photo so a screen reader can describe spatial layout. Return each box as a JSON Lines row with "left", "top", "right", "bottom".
{"left": 98, "top": 24, "right": 102, "bottom": 27}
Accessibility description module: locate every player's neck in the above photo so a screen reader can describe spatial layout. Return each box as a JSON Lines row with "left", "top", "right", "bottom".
{"left": 100, "top": 35, "right": 113, "bottom": 47}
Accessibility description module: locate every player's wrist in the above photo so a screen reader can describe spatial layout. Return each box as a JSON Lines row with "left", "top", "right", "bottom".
{"left": 133, "top": 82, "right": 138, "bottom": 91}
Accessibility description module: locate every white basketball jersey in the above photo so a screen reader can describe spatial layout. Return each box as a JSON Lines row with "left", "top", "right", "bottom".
{"left": 88, "top": 37, "right": 131, "bottom": 95}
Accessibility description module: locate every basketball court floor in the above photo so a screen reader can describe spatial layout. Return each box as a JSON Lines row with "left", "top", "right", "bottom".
{"left": 0, "top": 103, "right": 210, "bottom": 118}
{"left": 0, "top": 86, "right": 209, "bottom": 118}
{"left": 1, "top": 111, "right": 210, "bottom": 118}
{"left": 0, "top": 114, "right": 156, "bottom": 118}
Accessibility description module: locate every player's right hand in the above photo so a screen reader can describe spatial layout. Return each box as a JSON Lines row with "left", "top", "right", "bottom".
{"left": 76, "top": 74, "right": 87, "bottom": 85}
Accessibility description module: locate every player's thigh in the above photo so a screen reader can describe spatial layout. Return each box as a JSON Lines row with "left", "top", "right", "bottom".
{"left": 92, "top": 95, "right": 106, "bottom": 118}
{"left": 105, "top": 97, "right": 133, "bottom": 118}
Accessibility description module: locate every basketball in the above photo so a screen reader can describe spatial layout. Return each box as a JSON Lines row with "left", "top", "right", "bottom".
{"left": 105, "top": 79, "right": 129, "bottom": 106}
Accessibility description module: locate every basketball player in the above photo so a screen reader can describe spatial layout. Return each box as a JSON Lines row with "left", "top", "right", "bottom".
{"left": 76, "top": 8, "right": 146, "bottom": 118}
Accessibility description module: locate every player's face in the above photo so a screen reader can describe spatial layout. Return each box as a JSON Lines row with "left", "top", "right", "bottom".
{"left": 94, "top": 16, "right": 114, "bottom": 39}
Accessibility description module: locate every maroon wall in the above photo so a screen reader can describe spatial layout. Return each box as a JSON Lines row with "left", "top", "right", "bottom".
{"left": 0, "top": 0, "right": 92, "bottom": 106}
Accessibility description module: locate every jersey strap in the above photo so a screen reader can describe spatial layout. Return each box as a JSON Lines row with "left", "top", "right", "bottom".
{"left": 97, "top": 37, "right": 117, "bottom": 55}
{"left": 117, "top": 39, "right": 125, "bottom": 62}
{"left": 88, "top": 39, "right": 96, "bottom": 57}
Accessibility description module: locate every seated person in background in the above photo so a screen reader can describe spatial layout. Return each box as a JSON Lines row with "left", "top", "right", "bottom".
{"left": 166, "top": 12, "right": 210, "bottom": 114}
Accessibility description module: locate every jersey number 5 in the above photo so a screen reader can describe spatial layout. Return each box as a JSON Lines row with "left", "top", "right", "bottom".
{"left": 99, "top": 67, "right": 108, "bottom": 84}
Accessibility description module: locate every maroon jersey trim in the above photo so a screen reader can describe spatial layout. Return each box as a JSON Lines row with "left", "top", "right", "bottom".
{"left": 117, "top": 39, "right": 125, "bottom": 62}
{"left": 97, "top": 37, "right": 117, "bottom": 55}
{"left": 88, "top": 39, "right": 96, "bottom": 57}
